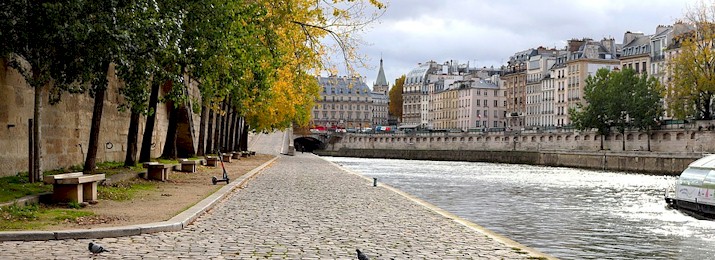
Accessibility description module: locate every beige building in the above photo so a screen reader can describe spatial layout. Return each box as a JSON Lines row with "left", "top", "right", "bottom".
{"left": 564, "top": 38, "right": 621, "bottom": 125}
{"left": 620, "top": 31, "right": 650, "bottom": 74}
{"left": 313, "top": 76, "right": 388, "bottom": 130}
{"left": 429, "top": 78, "right": 505, "bottom": 131}
{"left": 402, "top": 61, "right": 440, "bottom": 127}
{"left": 552, "top": 54, "right": 569, "bottom": 127}
{"left": 503, "top": 50, "right": 531, "bottom": 129}
{"left": 525, "top": 51, "right": 558, "bottom": 129}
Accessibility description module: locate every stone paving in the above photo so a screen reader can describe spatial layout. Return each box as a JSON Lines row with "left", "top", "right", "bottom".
{"left": 0, "top": 132, "right": 545, "bottom": 259}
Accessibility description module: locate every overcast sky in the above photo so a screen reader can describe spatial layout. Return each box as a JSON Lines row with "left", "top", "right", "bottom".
{"left": 350, "top": 0, "right": 699, "bottom": 89}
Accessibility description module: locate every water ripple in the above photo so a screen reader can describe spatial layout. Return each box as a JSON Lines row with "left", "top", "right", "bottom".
{"left": 326, "top": 157, "right": 714, "bottom": 260}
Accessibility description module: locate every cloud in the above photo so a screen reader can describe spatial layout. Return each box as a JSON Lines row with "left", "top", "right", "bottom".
{"left": 347, "top": 0, "right": 698, "bottom": 88}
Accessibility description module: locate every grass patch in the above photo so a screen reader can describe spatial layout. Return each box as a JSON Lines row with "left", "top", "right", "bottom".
{"left": 0, "top": 203, "right": 93, "bottom": 230}
{"left": 96, "top": 161, "right": 125, "bottom": 170}
{"left": 527, "top": 257, "right": 548, "bottom": 260}
{"left": 93, "top": 161, "right": 144, "bottom": 176}
{"left": 98, "top": 180, "right": 156, "bottom": 201}
{"left": 43, "top": 164, "right": 83, "bottom": 176}
{"left": 0, "top": 173, "right": 53, "bottom": 203}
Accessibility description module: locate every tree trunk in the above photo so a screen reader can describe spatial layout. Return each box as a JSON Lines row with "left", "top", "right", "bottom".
{"left": 162, "top": 101, "right": 178, "bottom": 159}
{"left": 705, "top": 94, "right": 713, "bottom": 120}
{"left": 197, "top": 104, "right": 208, "bottom": 156}
{"left": 228, "top": 106, "right": 237, "bottom": 151}
{"left": 239, "top": 120, "right": 249, "bottom": 151}
{"left": 214, "top": 102, "right": 224, "bottom": 153}
{"left": 206, "top": 107, "right": 215, "bottom": 154}
{"left": 233, "top": 114, "right": 242, "bottom": 151}
{"left": 647, "top": 131, "right": 652, "bottom": 152}
{"left": 599, "top": 134, "right": 604, "bottom": 150}
{"left": 28, "top": 118, "right": 34, "bottom": 183}
{"left": 32, "top": 85, "right": 42, "bottom": 182}
{"left": 139, "top": 80, "right": 161, "bottom": 162}
{"left": 84, "top": 79, "right": 108, "bottom": 174}
{"left": 621, "top": 129, "right": 626, "bottom": 151}
{"left": 124, "top": 110, "right": 140, "bottom": 167}
{"left": 221, "top": 100, "right": 231, "bottom": 152}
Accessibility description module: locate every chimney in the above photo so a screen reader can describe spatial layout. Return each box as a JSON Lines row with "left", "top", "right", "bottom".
{"left": 655, "top": 24, "right": 671, "bottom": 35}
{"left": 567, "top": 39, "right": 585, "bottom": 52}
{"left": 622, "top": 31, "right": 644, "bottom": 45}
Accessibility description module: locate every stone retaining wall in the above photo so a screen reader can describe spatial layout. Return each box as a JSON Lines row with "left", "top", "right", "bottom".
{"left": 316, "top": 149, "right": 700, "bottom": 175}
{"left": 0, "top": 62, "right": 202, "bottom": 177}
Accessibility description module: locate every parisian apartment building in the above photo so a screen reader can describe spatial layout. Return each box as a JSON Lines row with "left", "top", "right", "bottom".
{"left": 401, "top": 22, "right": 693, "bottom": 131}
{"left": 312, "top": 59, "right": 389, "bottom": 130}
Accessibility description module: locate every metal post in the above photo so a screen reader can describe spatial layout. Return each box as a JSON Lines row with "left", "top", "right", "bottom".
{"left": 373, "top": 177, "right": 377, "bottom": 187}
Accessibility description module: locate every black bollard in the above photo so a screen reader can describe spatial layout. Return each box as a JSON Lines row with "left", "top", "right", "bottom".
{"left": 373, "top": 177, "right": 377, "bottom": 187}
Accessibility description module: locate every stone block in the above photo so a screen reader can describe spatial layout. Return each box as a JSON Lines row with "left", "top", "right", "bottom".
{"left": 146, "top": 164, "right": 170, "bottom": 181}
{"left": 180, "top": 160, "right": 197, "bottom": 173}
{"left": 205, "top": 156, "right": 218, "bottom": 167}
{"left": 221, "top": 153, "right": 232, "bottom": 163}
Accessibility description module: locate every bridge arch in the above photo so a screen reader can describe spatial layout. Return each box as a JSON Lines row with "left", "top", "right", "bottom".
{"left": 294, "top": 136, "right": 324, "bottom": 152}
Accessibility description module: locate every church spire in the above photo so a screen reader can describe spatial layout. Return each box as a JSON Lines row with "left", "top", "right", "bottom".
{"left": 374, "top": 57, "right": 388, "bottom": 93}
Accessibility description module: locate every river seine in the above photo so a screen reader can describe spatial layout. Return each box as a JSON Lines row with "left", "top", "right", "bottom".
{"left": 323, "top": 156, "right": 715, "bottom": 260}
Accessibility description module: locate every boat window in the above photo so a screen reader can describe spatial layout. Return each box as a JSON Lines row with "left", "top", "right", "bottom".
{"left": 679, "top": 168, "right": 709, "bottom": 187}
{"left": 703, "top": 170, "right": 715, "bottom": 189}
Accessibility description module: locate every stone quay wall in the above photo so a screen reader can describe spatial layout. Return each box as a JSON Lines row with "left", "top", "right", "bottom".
{"left": 317, "top": 127, "right": 715, "bottom": 174}
{"left": 316, "top": 149, "right": 698, "bottom": 175}
{"left": 0, "top": 62, "right": 202, "bottom": 177}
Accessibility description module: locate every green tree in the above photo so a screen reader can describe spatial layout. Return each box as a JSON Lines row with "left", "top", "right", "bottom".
{"left": 115, "top": 0, "right": 184, "bottom": 166}
{"left": 630, "top": 73, "right": 665, "bottom": 151}
{"left": 389, "top": 75, "right": 405, "bottom": 121}
{"left": 570, "top": 68, "right": 613, "bottom": 150}
{"left": 666, "top": 1, "right": 715, "bottom": 120}
{"left": 0, "top": 1, "right": 89, "bottom": 181}
{"left": 570, "top": 67, "right": 663, "bottom": 151}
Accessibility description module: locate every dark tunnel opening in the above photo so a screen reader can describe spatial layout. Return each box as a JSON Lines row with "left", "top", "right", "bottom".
{"left": 293, "top": 137, "right": 324, "bottom": 153}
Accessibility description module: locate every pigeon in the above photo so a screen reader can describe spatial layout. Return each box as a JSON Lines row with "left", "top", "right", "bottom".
{"left": 88, "top": 242, "right": 110, "bottom": 254}
{"left": 356, "top": 249, "right": 369, "bottom": 260}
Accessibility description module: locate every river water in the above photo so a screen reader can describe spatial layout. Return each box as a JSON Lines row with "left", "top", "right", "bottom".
{"left": 323, "top": 157, "right": 715, "bottom": 260}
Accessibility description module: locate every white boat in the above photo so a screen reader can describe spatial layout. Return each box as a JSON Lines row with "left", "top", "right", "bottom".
{"left": 665, "top": 154, "right": 715, "bottom": 219}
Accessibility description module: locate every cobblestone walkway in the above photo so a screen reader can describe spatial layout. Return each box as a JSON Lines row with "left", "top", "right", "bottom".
{"left": 0, "top": 132, "right": 542, "bottom": 259}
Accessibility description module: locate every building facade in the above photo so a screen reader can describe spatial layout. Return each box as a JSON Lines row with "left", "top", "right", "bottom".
{"left": 313, "top": 76, "right": 388, "bottom": 130}
{"left": 564, "top": 38, "right": 621, "bottom": 126}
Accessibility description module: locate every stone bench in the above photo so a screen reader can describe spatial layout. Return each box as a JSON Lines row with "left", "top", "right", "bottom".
{"left": 43, "top": 172, "right": 105, "bottom": 203}
{"left": 221, "top": 153, "right": 232, "bottom": 163}
{"left": 178, "top": 159, "right": 198, "bottom": 173}
{"left": 205, "top": 156, "right": 219, "bottom": 167}
{"left": 144, "top": 163, "right": 172, "bottom": 181}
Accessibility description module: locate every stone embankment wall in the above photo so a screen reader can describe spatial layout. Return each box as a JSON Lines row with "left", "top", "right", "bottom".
{"left": 318, "top": 128, "right": 714, "bottom": 174}
{"left": 0, "top": 62, "right": 202, "bottom": 177}
{"left": 316, "top": 149, "right": 698, "bottom": 175}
